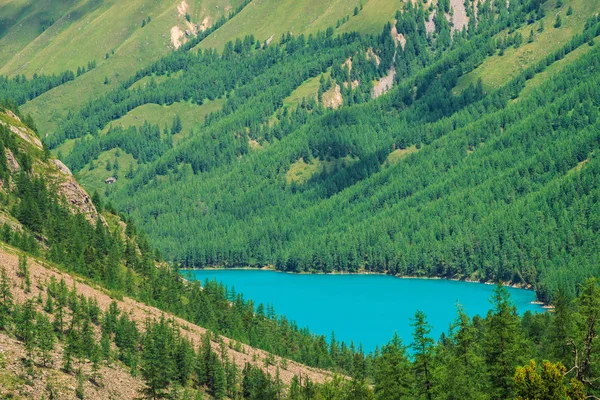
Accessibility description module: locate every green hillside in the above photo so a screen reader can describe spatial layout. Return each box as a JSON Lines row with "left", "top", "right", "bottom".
{"left": 4, "top": 0, "right": 600, "bottom": 398}
{"left": 1, "top": 0, "right": 244, "bottom": 135}
{"left": 2, "top": 0, "right": 597, "bottom": 304}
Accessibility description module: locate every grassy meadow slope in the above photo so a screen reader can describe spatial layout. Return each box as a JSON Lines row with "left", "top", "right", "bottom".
{"left": 11, "top": 0, "right": 396, "bottom": 141}
{"left": 196, "top": 0, "right": 370, "bottom": 50}
{"left": 8, "top": 0, "right": 242, "bottom": 135}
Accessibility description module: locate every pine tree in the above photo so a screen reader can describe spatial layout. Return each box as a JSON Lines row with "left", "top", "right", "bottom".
{"left": 90, "top": 343, "right": 103, "bottom": 387}
{"left": 100, "top": 331, "right": 112, "bottom": 364}
{"left": 18, "top": 254, "right": 31, "bottom": 293}
{"left": 36, "top": 313, "right": 56, "bottom": 367}
{"left": 373, "top": 332, "right": 411, "bottom": 399}
{"left": 484, "top": 283, "right": 523, "bottom": 399}
{"left": 435, "top": 306, "right": 489, "bottom": 398}
{"left": 411, "top": 310, "right": 434, "bottom": 399}
{"left": 44, "top": 291, "right": 54, "bottom": 313}
{"left": 554, "top": 15, "right": 562, "bottom": 28}
{"left": 80, "top": 315, "right": 95, "bottom": 362}
{"left": 15, "top": 300, "right": 37, "bottom": 364}
{"left": 548, "top": 287, "right": 573, "bottom": 363}
{"left": 213, "top": 358, "right": 227, "bottom": 400}
{"left": 175, "top": 336, "right": 195, "bottom": 386}
{"left": 225, "top": 359, "right": 240, "bottom": 399}
{"left": 76, "top": 368, "right": 86, "bottom": 399}
{"left": 91, "top": 191, "right": 103, "bottom": 212}
{"left": 63, "top": 325, "right": 77, "bottom": 373}
{"left": 140, "top": 317, "right": 173, "bottom": 399}
{"left": 53, "top": 279, "right": 68, "bottom": 337}
{"left": 0, "top": 266, "right": 13, "bottom": 330}
{"left": 571, "top": 278, "right": 600, "bottom": 388}
{"left": 171, "top": 115, "right": 183, "bottom": 135}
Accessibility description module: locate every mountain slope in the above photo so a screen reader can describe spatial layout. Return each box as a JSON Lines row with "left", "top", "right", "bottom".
{"left": 0, "top": 242, "right": 332, "bottom": 399}
{"left": 2, "top": 0, "right": 596, "bottom": 303}
{"left": 0, "top": 107, "right": 354, "bottom": 398}
{"left": 3, "top": 0, "right": 244, "bottom": 135}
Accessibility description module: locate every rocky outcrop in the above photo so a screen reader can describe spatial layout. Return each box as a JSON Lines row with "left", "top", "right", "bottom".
{"left": 52, "top": 153, "right": 103, "bottom": 223}
{"left": 5, "top": 149, "right": 20, "bottom": 172}
{"left": 57, "top": 176, "right": 101, "bottom": 223}
{"left": 322, "top": 84, "right": 343, "bottom": 109}
{"left": 52, "top": 159, "right": 72, "bottom": 175}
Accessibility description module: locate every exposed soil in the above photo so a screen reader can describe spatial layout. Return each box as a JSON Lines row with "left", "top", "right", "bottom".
{"left": 450, "top": 0, "right": 470, "bottom": 32}
{"left": 0, "top": 121, "right": 43, "bottom": 150}
{"left": 366, "top": 48, "right": 381, "bottom": 66}
{"left": 343, "top": 80, "right": 360, "bottom": 89}
{"left": 425, "top": 10, "right": 436, "bottom": 35}
{"left": 322, "top": 84, "right": 343, "bottom": 109}
{"left": 343, "top": 57, "right": 352, "bottom": 73}
{"left": 0, "top": 333, "right": 143, "bottom": 400}
{"left": 372, "top": 67, "right": 396, "bottom": 98}
{"left": 177, "top": 0, "right": 189, "bottom": 18}
{"left": 248, "top": 139, "right": 262, "bottom": 150}
{"left": 56, "top": 177, "right": 102, "bottom": 223}
{"left": 5, "top": 149, "right": 20, "bottom": 173}
{"left": 170, "top": 25, "right": 185, "bottom": 49}
{"left": 198, "top": 16, "right": 212, "bottom": 31}
{"left": 391, "top": 23, "right": 406, "bottom": 50}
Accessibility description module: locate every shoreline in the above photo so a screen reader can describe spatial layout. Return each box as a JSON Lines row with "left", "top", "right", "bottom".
{"left": 181, "top": 266, "right": 553, "bottom": 309}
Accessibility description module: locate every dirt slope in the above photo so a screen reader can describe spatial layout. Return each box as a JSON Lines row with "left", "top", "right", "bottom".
{"left": 0, "top": 244, "right": 333, "bottom": 399}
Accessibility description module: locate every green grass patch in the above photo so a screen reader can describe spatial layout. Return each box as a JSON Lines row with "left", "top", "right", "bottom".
{"left": 100, "top": 99, "right": 224, "bottom": 143}
{"left": 0, "top": 369, "right": 25, "bottom": 394}
{"left": 197, "top": 0, "right": 364, "bottom": 51}
{"left": 518, "top": 42, "right": 595, "bottom": 98}
{"left": 286, "top": 156, "right": 358, "bottom": 184}
{"left": 128, "top": 72, "right": 180, "bottom": 91}
{"left": 385, "top": 145, "right": 419, "bottom": 165}
{"left": 76, "top": 148, "right": 137, "bottom": 197}
{"left": 336, "top": 0, "right": 401, "bottom": 36}
{"left": 52, "top": 136, "right": 89, "bottom": 159}
{"left": 283, "top": 71, "right": 330, "bottom": 109}
{"left": 16, "top": 0, "right": 240, "bottom": 136}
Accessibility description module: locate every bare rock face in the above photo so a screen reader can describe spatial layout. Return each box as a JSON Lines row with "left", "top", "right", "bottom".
{"left": 52, "top": 159, "right": 72, "bottom": 176}
{"left": 52, "top": 158, "right": 104, "bottom": 223}
{"left": 322, "top": 84, "right": 343, "bottom": 109}
{"left": 0, "top": 212, "right": 23, "bottom": 233}
{"left": 58, "top": 176, "right": 101, "bottom": 223}
{"left": 9, "top": 124, "right": 43, "bottom": 149}
{"left": 5, "top": 149, "right": 20, "bottom": 172}
{"left": 5, "top": 110, "right": 21, "bottom": 122}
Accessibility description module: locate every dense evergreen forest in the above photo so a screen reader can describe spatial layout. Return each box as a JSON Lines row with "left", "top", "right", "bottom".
{"left": 14, "top": 0, "right": 594, "bottom": 303}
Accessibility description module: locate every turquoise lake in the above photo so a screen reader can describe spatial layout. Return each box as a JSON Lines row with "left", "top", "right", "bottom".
{"left": 186, "top": 270, "right": 543, "bottom": 352}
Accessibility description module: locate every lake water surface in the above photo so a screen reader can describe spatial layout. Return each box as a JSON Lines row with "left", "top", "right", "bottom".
{"left": 186, "top": 269, "right": 543, "bottom": 352}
